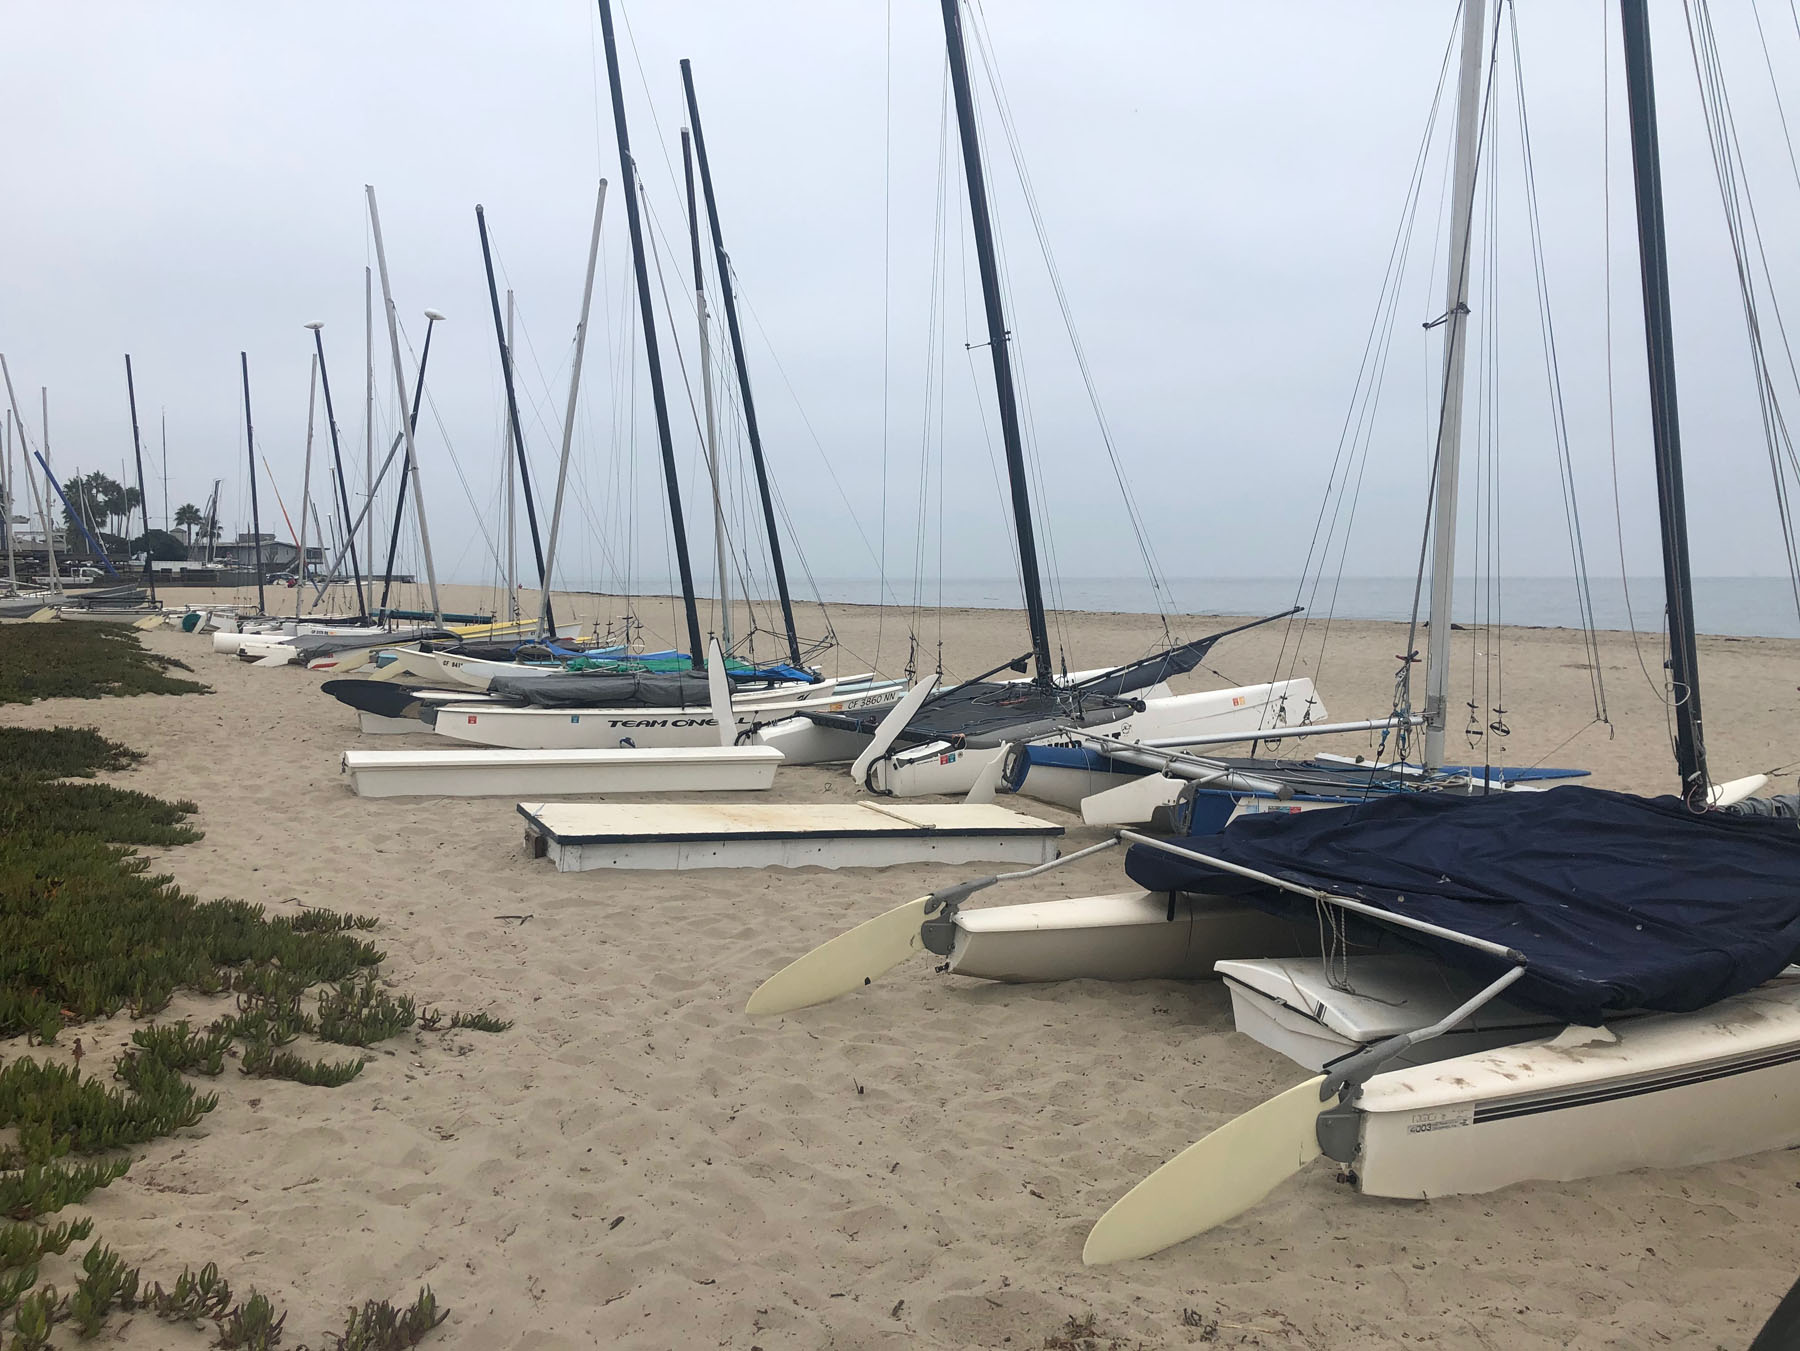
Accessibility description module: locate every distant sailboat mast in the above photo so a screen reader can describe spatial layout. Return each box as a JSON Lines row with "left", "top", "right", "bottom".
{"left": 123, "top": 355, "right": 156, "bottom": 604}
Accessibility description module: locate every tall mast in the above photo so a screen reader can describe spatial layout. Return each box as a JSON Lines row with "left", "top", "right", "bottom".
{"left": 307, "top": 324, "right": 367, "bottom": 617}
{"left": 682, "top": 127, "right": 732, "bottom": 656}
{"left": 1, "top": 407, "right": 14, "bottom": 593}
{"left": 364, "top": 266, "right": 376, "bottom": 569}
{"left": 938, "top": 0, "right": 1052, "bottom": 685}
{"left": 476, "top": 205, "right": 557, "bottom": 634}
{"left": 38, "top": 388, "right": 61, "bottom": 590}
{"left": 375, "top": 312, "right": 441, "bottom": 618}
{"left": 1421, "top": 0, "right": 1489, "bottom": 771}
{"left": 239, "top": 353, "right": 266, "bottom": 616}
{"left": 123, "top": 355, "right": 155, "bottom": 603}
{"left": 296, "top": 353, "right": 317, "bottom": 618}
{"left": 680, "top": 60, "right": 800, "bottom": 667}
{"left": 540, "top": 180, "right": 609, "bottom": 641}
{"left": 366, "top": 184, "right": 444, "bottom": 626}
{"left": 595, "top": 0, "right": 705, "bottom": 667}
{"left": 1619, "top": 0, "right": 1706, "bottom": 799}
{"left": 503, "top": 289, "right": 518, "bottom": 618}
{"left": 160, "top": 411, "right": 168, "bottom": 533}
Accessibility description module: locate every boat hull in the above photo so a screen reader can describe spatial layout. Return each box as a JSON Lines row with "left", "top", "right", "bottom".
{"left": 342, "top": 745, "right": 783, "bottom": 798}
{"left": 947, "top": 890, "right": 1315, "bottom": 983}
{"left": 434, "top": 685, "right": 901, "bottom": 751}
{"left": 1352, "top": 981, "right": 1800, "bottom": 1198}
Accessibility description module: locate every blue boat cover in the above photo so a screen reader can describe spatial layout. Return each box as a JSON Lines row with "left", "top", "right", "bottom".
{"left": 1123, "top": 785, "right": 1800, "bottom": 1024}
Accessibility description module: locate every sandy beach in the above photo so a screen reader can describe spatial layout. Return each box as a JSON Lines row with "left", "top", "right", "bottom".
{"left": 5, "top": 587, "right": 1798, "bottom": 1349}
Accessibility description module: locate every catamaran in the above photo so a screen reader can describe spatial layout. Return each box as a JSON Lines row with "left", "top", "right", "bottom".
{"left": 751, "top": 0, "right": 1319, "bottom": 796}
{"left": 748, "top": 0, "right": 1800, "bottom": 1264}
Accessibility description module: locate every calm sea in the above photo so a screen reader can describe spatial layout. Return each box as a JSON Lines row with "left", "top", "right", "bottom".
{"left": 638, "top": 575, "right": 1800, "bottom": 640}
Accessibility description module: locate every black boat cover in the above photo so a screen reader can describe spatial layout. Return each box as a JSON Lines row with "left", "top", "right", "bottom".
{"left": 1123, "top": 784, "right": 1800, "bottom": 1024}
{"left": 486, "top": 671, "right": 717, "bottom": 709}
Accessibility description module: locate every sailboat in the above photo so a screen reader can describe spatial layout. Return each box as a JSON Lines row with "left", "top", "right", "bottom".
{"left": 430, "top": 3, "right": 907, "bottom": 752}
{"left": 752, "top": 0, "right": 1319, "bottom": 797}
{"left": 751, "top": 0, "right": 1800, "bottom": 1265}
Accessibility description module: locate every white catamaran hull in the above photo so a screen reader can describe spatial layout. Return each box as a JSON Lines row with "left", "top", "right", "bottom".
{"left": 1350, "top": 980, "right": 1800, "bottom": 1199}
{"left": 946, "top": 890, "right": 1315, "bottom": 983}
{"left": 342, "top": 745, "right": 782, "bottom": 798}
{"left": 433, "top": 685, "right": 903, "bottom": 751}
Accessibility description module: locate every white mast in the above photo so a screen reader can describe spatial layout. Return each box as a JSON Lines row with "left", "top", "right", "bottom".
{"left": 2, "top": 402, "right": 15, "bottom": 593}
{"left": 682, "top": 129, "right": 731, "bottom": 657}
{"left": 296, "top": 352, "right": 318, "bottom": 618}
{"left": 0, "top": 357, "right": 63, "bottom": 596}
{"left": 364, "top": 266, "right": 375, "bottom": 572}
{"left": 503, "top": 289, "right": 518, "bottom": 618}
{"left": 366, "top": 184, "right": 444, "bottom": 627}
{"left": 539, "top": 179, "right": 608, "bottom": 640}
{"left": 1422, "top": 0, "right": 1489, "bottom": 771}
{"left": 37, "top": 386, "right": 60, "bottom": 592}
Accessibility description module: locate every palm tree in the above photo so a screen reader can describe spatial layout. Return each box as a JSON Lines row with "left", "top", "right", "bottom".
{"left": 174, "top": 503, "right": 202, "bottom": 546}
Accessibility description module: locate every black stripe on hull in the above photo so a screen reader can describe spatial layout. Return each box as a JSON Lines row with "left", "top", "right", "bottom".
{"left": 1471, "top": 1042, "right": 1800, "bottom": 1125}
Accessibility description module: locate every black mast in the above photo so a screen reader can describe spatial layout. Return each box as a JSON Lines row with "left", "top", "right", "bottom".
{"left": 595, "top": 0, "right": 705, "bottom": 668}
{"left": 475, "top": 205, "right": 556, "bottom": 634}
{"left": 376, "top": 321, "right": 439, "bottom": 617}
{"left": 239, "top": 353, "right": 266, "bottom": 616}
{"left": 1619, "top": 0, "right": 1707, "bottom": 800}
{"left": 680, "top": 59, "right": 802, "bottom": 668}
{"left": 939, "top": 0, "right": 1053, "bottom": 686}
{"left": 308, "top": 327, "right": 368, "bottom": 617}
{"left": 123, "top": 355, "right": 155, "bottom": 604}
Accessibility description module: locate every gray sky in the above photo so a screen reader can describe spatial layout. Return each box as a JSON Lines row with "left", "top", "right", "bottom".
{"left": 4, "top": 1, "right": 1799, "bottom": 611}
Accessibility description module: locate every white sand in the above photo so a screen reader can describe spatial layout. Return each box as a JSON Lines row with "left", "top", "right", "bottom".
{"left": 5, "top": 588, "right": 1798, "bottom": 1348}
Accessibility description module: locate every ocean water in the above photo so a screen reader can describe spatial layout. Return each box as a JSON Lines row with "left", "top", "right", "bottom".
{"left": 631, "top": 575, "right": 1800, "bottom": 640}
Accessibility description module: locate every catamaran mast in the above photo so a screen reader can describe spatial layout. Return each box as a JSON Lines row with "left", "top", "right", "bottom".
{"left": 1422, "top": 0, "right": 1489, "bottom": 772}
{"left": 938, "top": 0, "right": 1052, "bottom": 686}
{"left": 682, "top": 127, "right": 732, "bottom": 657}
{"left": 1, "top": 409, "right": 14, "bottom": 593}
{"left": 477, "top": 206, "right": 557, "bottom": 635}
{"left": 296, "top": 354, "right": 317, "bottom": 618}
{"left": 540, "top": 180, "right": 608, "bottom": 642}
{"left": 1618, "top": 0, "right": 1707, "bottom": 800}
{"left": 123, "top": 355, "right": 155, "bottom": 604}
{"left": 364, "top": 267, "right": 376, "bottom": 570}
{"left": 239, "top": 353, "right": 267, "bottom": 617}
{"left": 367, "top": 184, "right": 445, "bottom": 627}
{"left": 680, "top": 60, "right": 801, "bottom": 667}
{"left": 595, "top": 0, "right": 705, "bottom": 668}
{"left": 503, "top": 289, "right": 518, "bottom": 620}
{"left": 374, "top": 310, "right": 442, "bottom": 619}
{"left": 307, "top": 323, "right": 367, "bottom": 617}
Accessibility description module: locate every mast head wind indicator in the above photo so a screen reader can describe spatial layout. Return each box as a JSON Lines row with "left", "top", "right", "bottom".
{"left": 424, "top": 310, "right": 446, "bottom": 322}
{"left": 303, "top": 321, "right": 324, "bottom": 331}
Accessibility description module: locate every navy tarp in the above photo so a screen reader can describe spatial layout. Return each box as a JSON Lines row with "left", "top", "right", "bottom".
{"left": 1123, "top": 784, "right": 1800, "bottom": 1024}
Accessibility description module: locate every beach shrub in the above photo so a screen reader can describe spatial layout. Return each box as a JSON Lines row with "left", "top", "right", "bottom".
{"left": 0, "top": 623, "right": 209, "bottom": 704}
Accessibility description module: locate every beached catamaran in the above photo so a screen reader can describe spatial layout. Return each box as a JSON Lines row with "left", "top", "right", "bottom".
{"left": 754, "top": 0, "right": 1319, "bottom": 796}
{"left": 749, "top": 0, "right": 1800, "bottom": 1263}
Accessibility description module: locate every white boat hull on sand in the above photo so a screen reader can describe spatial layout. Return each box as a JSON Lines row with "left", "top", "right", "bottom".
{"left": 519, "top": 799, "right": 1063, "bottom": 872}
{"left": 1349, "top": 979, "right": 1800, "bottom": 1199}
{"left": 434, "top": 684, "right": 903, "bottom": 751}
{"left": 946, "top": 890, "right": 1315, "bottom": 983}
{"left": 342, "top": 745, "right": 783, "bottom": 798}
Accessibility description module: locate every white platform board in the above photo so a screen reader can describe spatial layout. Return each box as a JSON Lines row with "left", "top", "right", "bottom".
{"left": 517, "top": 799, "right": 1063, "bottom": 872}
{"left": 344, "top": 745, "right": 782, "bottom": 799}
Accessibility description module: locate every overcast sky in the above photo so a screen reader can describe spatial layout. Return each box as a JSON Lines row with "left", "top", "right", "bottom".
{"left": 4, "top": 1, "right": 1799, "bottom": 614}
